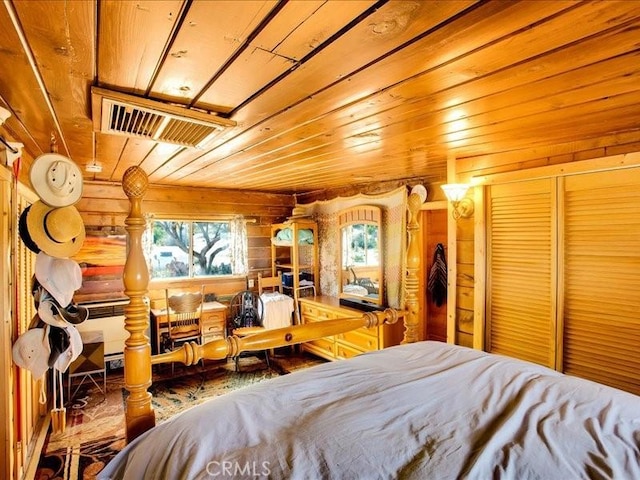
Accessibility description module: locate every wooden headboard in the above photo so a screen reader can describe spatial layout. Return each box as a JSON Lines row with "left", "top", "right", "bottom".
{"left": 119, "top": 166, "right": 423, "bottom": 441}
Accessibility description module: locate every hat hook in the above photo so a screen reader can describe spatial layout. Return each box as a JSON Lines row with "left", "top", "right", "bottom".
{"left": 50, "top": 132, "right": 58, "bottom": 153}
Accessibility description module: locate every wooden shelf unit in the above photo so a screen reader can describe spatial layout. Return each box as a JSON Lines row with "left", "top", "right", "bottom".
{"left": 270, "top": 219, "right": 319, "bottom": 302}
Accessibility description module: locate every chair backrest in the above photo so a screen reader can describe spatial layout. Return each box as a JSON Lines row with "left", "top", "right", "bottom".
{"left": 230, "top": 290, "right": 264, "bottom": 329}
{"left": 165, "top": 286, "right": 204, "bottom": 340}
{"left": 258, "top": 272, "right": 283, "bottom": 295}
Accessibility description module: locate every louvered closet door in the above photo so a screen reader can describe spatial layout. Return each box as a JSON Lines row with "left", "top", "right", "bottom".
{"left": 563, "top": 168, "right": 640, "bottom": 394}
{"left": 487, "top": 179, "right": 556, "bottom": 368}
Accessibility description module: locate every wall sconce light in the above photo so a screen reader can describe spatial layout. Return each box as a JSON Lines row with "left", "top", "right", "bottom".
{"left": 441, "top": 183, "right": 474, "bottom": 220}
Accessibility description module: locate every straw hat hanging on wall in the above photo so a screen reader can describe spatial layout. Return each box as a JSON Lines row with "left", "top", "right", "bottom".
{"left": 20, "top": 202, "right": 85, "bottom": 258}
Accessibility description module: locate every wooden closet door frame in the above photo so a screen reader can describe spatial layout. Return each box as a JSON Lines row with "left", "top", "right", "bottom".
{"left": 484, "top": 178, "right": 558, "bottom": 368}
{"left": 475, "top": 151, "right": 640, "bottom": 363}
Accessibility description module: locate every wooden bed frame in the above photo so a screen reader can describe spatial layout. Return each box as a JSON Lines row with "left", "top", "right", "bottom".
{"left": 119, "top": 166, "right": 424, "bottom": 441}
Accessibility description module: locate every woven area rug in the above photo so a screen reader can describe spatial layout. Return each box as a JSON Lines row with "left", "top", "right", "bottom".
{"left": 35, "top": 353, "right": 324, "bottom": 480}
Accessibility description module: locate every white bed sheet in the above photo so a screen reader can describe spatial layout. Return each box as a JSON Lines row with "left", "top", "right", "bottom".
{"left": 99, "top": 342, "right": 640, "bottom": 480}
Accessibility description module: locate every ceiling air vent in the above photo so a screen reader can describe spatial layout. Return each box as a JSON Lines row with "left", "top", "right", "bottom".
{"left": 91, "top": 86, "right": 236, "bottom": 149}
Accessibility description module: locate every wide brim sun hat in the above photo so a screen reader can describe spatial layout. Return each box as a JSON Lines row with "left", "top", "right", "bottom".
{"left": 19, "top": 206, "right": 41, "bottom": 254}
{"left": 12, "top": 326, "right": 51, "bottom": 379}
{"left": 30, "top": 153, "right": 83, "bottom": 207}
{"left": 24, "top": 201, "right": 85, "bottom": 258}
{"left": 36, "top": 283, "right": 88, "bottom": 327}
{"left": 287, "top": 206, "right": 311, "bottom": 220}
{"left": 35, "top": 252, "right": 82, "bottom": 307}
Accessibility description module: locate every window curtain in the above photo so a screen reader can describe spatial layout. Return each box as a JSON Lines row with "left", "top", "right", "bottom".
{"left": 230, "top": 215, "right": 248, "bottom": 275}
{"left": 142, "top": 214, "right": 154, "bottom": 274}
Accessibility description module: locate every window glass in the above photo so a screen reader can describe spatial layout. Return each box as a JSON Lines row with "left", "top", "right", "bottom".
{"left": 148, "top": 220, "right": 235, "bottom": 279}
{"left": 193, "top": 221, "right": 231, "bottom": 276}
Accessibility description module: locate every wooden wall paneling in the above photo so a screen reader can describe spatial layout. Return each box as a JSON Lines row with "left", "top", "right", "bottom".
{"left": 20, "top": 196, "right": 39, "bottom": 473}
{"left": 98, "top": 0, "right": 184, "bottom": 95}
{"left": 146, "top": 276, "right": 248, "bottom": 309}
{"left": 458, "top": 132, "right": 640, "bottom": 181}
{"left": 0, "top": 3, "right": 59, "bottom": 159}
{"left": 165, "top": 0, "right": 482, "bottom": 186}
{"left": 445, "top": 100, "right": 640, "bottom": 162}
{"left": 74, "top": 181, "right": 292, "bottom": 303}
{"left": 12, "top": 0, "right": 95, "bottom": 165}
{"left": 96, "top": 133, "right": 128, "bottom": 183}
{"left": 473, "top": 184, "right": 486, "bottom": 350}
{"left": 446, "top": 153, "right": 457, "bottom": 344}
{"left": 196, "top": 1, "right": 376, "bottom": 109}
{"left": 78, "top": 182, "right": 293, "bottom": 223}
{"left": 421, "top": 205, "right": 448, "bottom": 343}
{"left": 108, "top": 138, "right": 157, "bottom": 183}
{"left": 150, "top": 1, "right": 277, "bottom": 107}
{"left": 456, "top": 211, "right": 474, "bottom": 345}
{"left": 221, "top": 0, "right": 479, "bottom": 126}
{"left": 246, "top": 223, "right": 274, "bottom": 287}
{"left": 174, "top": 0, "right": 632, "bottom": 191}
{"left": 0, "top": 175, "right": 12, "bottom": 480}
{"left": 0, "top": 167, "right": 41, "bottom": 480}
{"left": 472, "top": 152, "right": 640, "bottom": 187}
{"left": 146, "top": 148, "right": 208, "bottom": 184}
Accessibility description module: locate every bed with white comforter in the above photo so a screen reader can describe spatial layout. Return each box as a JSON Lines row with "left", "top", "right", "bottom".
{"left": 98, "top": 341, "right": 640, "bottom": 479}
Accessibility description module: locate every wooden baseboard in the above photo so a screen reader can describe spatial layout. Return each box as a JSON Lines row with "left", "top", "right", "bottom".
{"left": 23, "top": 414, "right": 50, "bottom": 480}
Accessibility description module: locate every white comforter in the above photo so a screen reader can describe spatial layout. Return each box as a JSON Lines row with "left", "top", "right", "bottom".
{"left": 99, "top": 342, "right": 640, "bottom": 480}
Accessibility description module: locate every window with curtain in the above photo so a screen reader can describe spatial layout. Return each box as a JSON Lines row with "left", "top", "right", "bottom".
{"left": 145, "top": 217, "right": 248, "bottom": 279}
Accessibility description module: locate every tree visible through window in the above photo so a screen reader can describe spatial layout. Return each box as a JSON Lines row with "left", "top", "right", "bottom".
{"left": 148, "top": 219, "right": 236, "bottom": 279}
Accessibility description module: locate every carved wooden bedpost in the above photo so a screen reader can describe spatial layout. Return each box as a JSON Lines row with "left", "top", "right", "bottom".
{"left": 121, "top": 166, "right": 155, "bottom": 441}
{"left": 403, "top": 190, "right": 422, "bottom": 343}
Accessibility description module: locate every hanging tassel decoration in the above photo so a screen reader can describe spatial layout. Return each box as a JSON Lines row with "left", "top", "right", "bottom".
{"left": 51, "top": 368, "right": 66, "bottom": 433}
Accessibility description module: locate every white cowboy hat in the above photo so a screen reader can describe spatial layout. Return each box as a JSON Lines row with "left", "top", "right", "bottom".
{"left": 38, "top": 298, "right": 88, "bottom": 327}
{"left": 24, "top": 201, "right": 85, "bottom": 258}
{"left": 35, "top": 252, "right": 82, "bottom": 307}
{"left": 12, "top": 326, "right": 51, "bottom": 379}
{"left": 30, "top": 153, "right": 83, "bottom": 207}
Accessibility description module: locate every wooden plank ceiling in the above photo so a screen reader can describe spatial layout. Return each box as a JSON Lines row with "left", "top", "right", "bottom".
{"left": 0, "top": 0, "right": 639, "bottom": 195}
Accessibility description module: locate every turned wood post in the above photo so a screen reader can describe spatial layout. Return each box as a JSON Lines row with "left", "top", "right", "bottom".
{"left": 403, "top": 191, "right": 422, "bottom": 343}
{"left": 121, "top": 166, "right": 155, "bottom": 441}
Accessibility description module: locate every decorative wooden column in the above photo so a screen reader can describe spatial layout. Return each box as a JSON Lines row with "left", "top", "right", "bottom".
{"left": 403, "top": 191, "right": 422, "bottom": 343}
{"left": 121, "top": 166, "right": 155, "bottom": 441}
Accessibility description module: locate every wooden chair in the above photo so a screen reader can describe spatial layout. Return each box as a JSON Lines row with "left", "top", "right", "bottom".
{"left": 258, "top": 272, "right": 283, "bottom": 294}
{"left": 229, "top": 290, "right": 269, "bottom": 372}
{"left": 165, "top": 286, "right": 205, "bottom": 374}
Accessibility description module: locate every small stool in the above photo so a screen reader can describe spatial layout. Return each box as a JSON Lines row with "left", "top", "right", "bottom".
{"left": 68, "top": 330, "right": 106, "bottom": 401}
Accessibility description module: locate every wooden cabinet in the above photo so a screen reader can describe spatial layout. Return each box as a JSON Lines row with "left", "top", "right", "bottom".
{"left": 201, "top": 308, "right": 227, "bottom": 343}
{"left": 150, "top": 301, "right": 227, "bottom": 354}
{"left": 271, "top": 219, "right": 319, "bottom": 301}
{"left": 299, "top": 296, "right": 404, "bottom": 361}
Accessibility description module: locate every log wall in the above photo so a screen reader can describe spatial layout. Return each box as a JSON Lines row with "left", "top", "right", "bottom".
{"left": 74, "top": 181, "right": 294, "bottom": 304}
